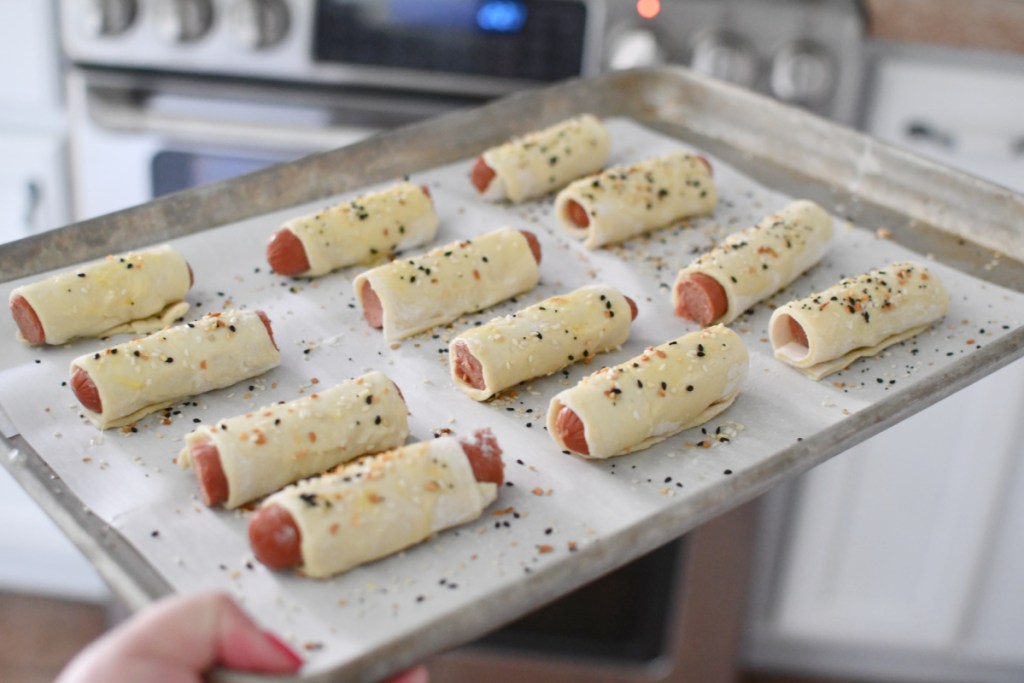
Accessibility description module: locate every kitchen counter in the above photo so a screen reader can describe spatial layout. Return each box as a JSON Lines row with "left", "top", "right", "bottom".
{"left": 866, "top": 0, "right": 1024, "bottom": 54}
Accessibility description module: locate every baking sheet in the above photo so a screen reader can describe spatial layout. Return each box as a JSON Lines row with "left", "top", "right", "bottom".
{"left": 2, "top": 114, "right": 1023, "bottom": 681}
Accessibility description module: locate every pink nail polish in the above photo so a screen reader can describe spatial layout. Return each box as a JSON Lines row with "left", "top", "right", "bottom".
{"left": 261, "top": 630, "right": 305, "bottom": 668}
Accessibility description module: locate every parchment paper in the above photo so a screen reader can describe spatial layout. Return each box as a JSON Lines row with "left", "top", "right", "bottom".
{"left": 1, "top": 119, "right": 1022, "bottom": 675}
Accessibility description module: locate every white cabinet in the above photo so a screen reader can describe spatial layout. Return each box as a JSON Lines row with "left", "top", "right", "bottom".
{"left": 0, "top": 1, "right": 105, "bottom": 600}
{"left": 0, "top": 0, "right": 70, "bottom": 243}
{"left": 742, "top": 47, "right": 1024, "bottom": 683}
{"left": 0, "top": 132, "right": 69, "bottom": 243}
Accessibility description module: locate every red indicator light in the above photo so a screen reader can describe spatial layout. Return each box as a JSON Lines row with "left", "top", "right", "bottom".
{"left": 636, "top": 0, "right": 661, "bottom": 19}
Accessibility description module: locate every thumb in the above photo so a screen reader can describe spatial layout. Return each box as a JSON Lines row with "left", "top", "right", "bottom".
{"left": 58, "top": 591, "right": 303, "bottom": 682}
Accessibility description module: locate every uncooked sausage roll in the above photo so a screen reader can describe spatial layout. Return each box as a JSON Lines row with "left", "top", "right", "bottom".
{"left": 248, "top": 430, "right": 504, "bottom": 578}
{"left": 470, "top": 114, "right": 611, "bottom": 203}
{"left": 548, "top": 325, "right": 748, "bottom": 459}
{"left": 450, "top": 284, "right": 638, "bottom": 401}
{"left": 70, "top": 310, "right": 281, "bottom": 429}
{"left": 178, "top": 371, "right": 408, "bottom": 509}
{"left": 266, "top": 182, "right": 438, "bottom": 277}
{"left": 769, "top": 261, "right": 949, "bottom": 380}
{"left": 673, "top": 200, "right": 833, "bottom": 326}
{"left": 9, "top": 244, "right": 193, "bottom": 346}
{"left": 355, "top": 227, "right": 542, "bottom": 342}
{"left": 554, "top": 151, "right": 717, "bottom": 249}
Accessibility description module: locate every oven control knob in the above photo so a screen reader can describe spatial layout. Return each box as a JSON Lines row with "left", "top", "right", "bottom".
{"left": 85, "top": 0, "right": 138, "bottom": 36}
{"left": 689, "top": 31, "right": 759, "bottom": 88}
{"left": 607, "top": 27, "right": 663, "bottom": 71}
{"left": 770, "top": 41, "right": 836, "bottom": 106}
{"left": 154, "top": 0, "right": 215, "bottom": 44}
{"left": 228, "top": 0, "right": 291, "bottom": 50}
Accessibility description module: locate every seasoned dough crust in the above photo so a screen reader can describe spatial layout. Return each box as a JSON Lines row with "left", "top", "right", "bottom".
{"left": 769, "top": 261, "right": 949, "bottom": 379}
{"left": 11, "top": 245, "right": 191, "bottom": 345}
{"left": 284, "top": 182, "right": 438, "bottom": 276}
{"left": 450, "top": 284, "right": 633, "bottom": 401}
{"left": 481, "top": 114, "right": 610, "bottom": 203}
{"left": 673, "top": 200, "right": 833, "bottom": 325}
{"left": 71, "top": 310, "right": 280, "bottom": 429}
{"left": 554, "top": 152, "right": 717, "bottom": 248}
{"left": 178, "top": 371, "right": 408, "bottom": 508}
{"left": 267, "top": 437, "right": 497, "bottom": 578}
{"left": 547, "top": 325, "right": 748, "bottom": 459}
{"left": 354, "top": 227, "right": 540, "bottom": 342}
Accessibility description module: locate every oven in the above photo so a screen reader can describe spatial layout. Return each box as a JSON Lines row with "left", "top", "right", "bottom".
{"left": 63, "top": 0, "right": 866, "bottom": 220}
{"left": 57, "top": 0, "right": 865, "bottom": 678}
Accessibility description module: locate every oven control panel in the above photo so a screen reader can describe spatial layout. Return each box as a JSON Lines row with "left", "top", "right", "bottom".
{"left": 62, "top": 0, "right": 864, "bottom": 121}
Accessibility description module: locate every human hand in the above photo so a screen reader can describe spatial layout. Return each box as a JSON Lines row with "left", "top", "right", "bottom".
{"left": 57, "top": 591, "right": 428, "bottom": 683}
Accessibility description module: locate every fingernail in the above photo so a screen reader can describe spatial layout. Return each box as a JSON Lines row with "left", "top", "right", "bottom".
{"left": 261, "top": 630, "right": 305, "bottom": 668}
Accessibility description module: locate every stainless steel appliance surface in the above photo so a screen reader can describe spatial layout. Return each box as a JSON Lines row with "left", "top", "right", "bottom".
{"left": 65, "top": 0, "right": 865, "bottom": 112}
{"left": 61, "top": 0, "right": 866, "bottom": 220}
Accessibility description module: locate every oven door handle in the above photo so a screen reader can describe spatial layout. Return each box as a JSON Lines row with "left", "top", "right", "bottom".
{"left": 78, "top": 77, "right": 384, "bottom": 151}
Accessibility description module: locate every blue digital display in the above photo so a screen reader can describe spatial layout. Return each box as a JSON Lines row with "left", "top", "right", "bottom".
{"left": 476, "top": 1, "right": 528, "bottom": 33}
{"left": 315, "top": 0, "right": 586, "bottom": 82}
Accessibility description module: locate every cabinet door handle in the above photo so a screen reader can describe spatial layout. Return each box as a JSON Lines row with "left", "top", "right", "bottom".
{"left": 24, "top": 180, "right": 42, "bottom": 230}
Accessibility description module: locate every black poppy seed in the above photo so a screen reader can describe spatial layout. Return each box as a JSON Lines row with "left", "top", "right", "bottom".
{"left": 686, "top": 384, "right": 694, "bottom": 392}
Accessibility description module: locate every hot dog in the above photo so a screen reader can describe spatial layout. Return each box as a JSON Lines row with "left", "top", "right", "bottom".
{"left": 69, "top": 310, "right": 281, "bottom": 429}
{"left": 554, "top": 406, "right": 589, "bottom": 456}
{"left": 178, "top": 371, "right": 409, "bottom": 509}
{"left": 769, "top": 261, "right": 949, "bottom": 380}
{"left": 359, "top": 229, "right": 540, "bottom": 330}
{"left": 473, "top": 115, "right": 610, "bottom": 202}
{"left": 249, "top": 430, "right": 504, "bottom": 576}
{"left": 266, "top": 229, "right": 310, "bottom": 277}
{"left": 354, "top": 227, "right": 542, "bottom": 342}
{"left": 673, "top": 273, "right": 728, "bottom": 326}
{"left": 561, "top": 156, "right": 714, "bottom": 231}
{"left": 9, "top": 245, "right": 194, "bottom": 346}
{"left": 9, "top": 294, "right": 47, "bottom": 346}
{"left": 470, "top": 158, "right": 497, "bottom": 194}
{"left": 547, "top": 326, "right": 749, "bottom": 459}
{"left": 450, "top": 286, "right": 639, "bottom": 400}
{"left": 672, "top": 200, "right": 833, "bottom": 326}
{"left": 555, "top": 152, "right": 717, "bottom": 249}
{"left": 266, "top": 182, "right": 438, "bottom": 277}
